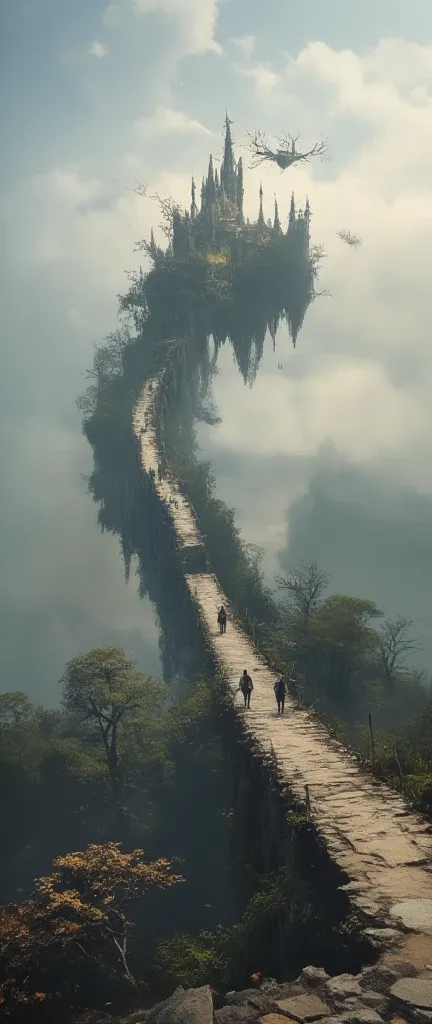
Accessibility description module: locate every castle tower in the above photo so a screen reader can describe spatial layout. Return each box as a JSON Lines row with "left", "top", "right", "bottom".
{"left": 273, "top": 197, "right": 281, "bottom": 233}
{"left": 258, "top": 182, "right": 265, "bottom": 227}
{"left": 288, "top": 191, "right": 296, "bottom": 232}
{"left": 190, "top": 177, "right": 197, "bottom": 219}
{"left": 220, "top": 112, "right": 236, "bottom": 203}
{"left": 236, "top": 156, "right": 244, "bottom": 217}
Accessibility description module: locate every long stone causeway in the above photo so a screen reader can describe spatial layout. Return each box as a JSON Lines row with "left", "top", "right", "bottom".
{"left": 133, "top": 376, "right": 432, "bottom": 974}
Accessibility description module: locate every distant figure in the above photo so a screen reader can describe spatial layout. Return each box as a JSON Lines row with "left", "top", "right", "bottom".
{"left": 239, "top": 669, "right": 253, "bottom": 709}
{"left": 274, "top": 677, "right": 286, "bottom": 715}
{"left": 217, "top": 605, "right": 227, "bottom": 634}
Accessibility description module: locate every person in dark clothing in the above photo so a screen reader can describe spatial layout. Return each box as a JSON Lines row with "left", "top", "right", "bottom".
{"left": 240, "top": 670, "right": 253, "bottom": 709}
{"left": 273, "top": 677, "right": 286, "bottom": 714}
{"left": 217, "top": 605, "right": 227, "bottom": 634}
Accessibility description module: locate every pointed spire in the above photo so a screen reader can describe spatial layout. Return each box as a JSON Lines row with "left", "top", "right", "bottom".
{"left": 207, "top": 154, "right": 216, "bottom": 203}
{"left": 190, "top": 176, "right": 197, "bottom": 219}
{"left": 288, "top": 191, "right": 296, "bottom": 232}
{"left": 236, "top": 155, "right": 244, "bottom": 217}
{"left": 304, "top": 195, "right": 311, "bottom": 232}
{"left": 221, "top": 112, "right": 236, "bottom": 202}
{"left": 258, "top": 182, "right": 264, "bottom": 227}
{"left": 149, "top": 228, "right": 157, "bottom": 259}
{"left": 273, "top": 196, "right": 281, "bottom": 232}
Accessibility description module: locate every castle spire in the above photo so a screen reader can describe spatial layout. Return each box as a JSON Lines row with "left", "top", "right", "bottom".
{"left": 304, "top": 195, "right": 311, "bottom": 230}
{"left": 258, "top": 182, "right": 264, "bottom": 227}
{"left": 206, "top": 154, "right": 216, "bottom": 203}
{"left": 273, "top": 196, "right": 281, "bottom": 232}
{"left": 236, "top": 155, "right": 244, "bottom": 217}
{"left": 288, "top": 191, "right": 296, "bottom": 232}
{"left": 190, "top": 176, "right": 197, "bottom": 219}
{"left": 221, "top": 112, "right": 236, "bottom": 203}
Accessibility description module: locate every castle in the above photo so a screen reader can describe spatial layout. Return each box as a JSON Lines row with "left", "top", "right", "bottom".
{"left": 151, "top": 114, "right": 311, "bottom": 263}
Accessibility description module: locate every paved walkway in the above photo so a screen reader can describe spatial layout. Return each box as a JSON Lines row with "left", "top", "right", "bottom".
{"left": 133, "top": 378, "right": 432, "bottom": 969}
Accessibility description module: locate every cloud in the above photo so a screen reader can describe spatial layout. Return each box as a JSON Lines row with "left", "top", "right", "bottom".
{"left": 131, "top": 0, "right": 223, "bottom": 54}
{"left": 135, "top": 106, "right": 214, "bottom": 137}
{"left": 5, "top": 26, "right": 432, "bottom": 696}
{"left": 241, "top": 63, "right": 281, "bottom": 95}
{"left": 201, "top": 350, "right": 427, "bottom": 470}
{"left": 89, "top": 40, "right": 108, "bottom": 58}
{"left": 230, "top": 35, "right": 255, "bottom": 59}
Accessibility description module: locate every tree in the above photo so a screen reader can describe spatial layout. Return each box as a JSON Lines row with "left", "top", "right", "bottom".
{"left": 275, "top": 561, "right": 330, "bottom": 620}
{"left": 61, "top": 648, "right": 166, "bottom": 816}
{"left": 377, "top": 616, "right": 420, "bottom": 686}
{"left": 0, "top": 842, "right": 183, "bottom": 1017}
{"left": 0, "top": 693, "right": 33, "bottom": 741}
{"left": 310, "top": 594, "right": 383, "bottom": 699}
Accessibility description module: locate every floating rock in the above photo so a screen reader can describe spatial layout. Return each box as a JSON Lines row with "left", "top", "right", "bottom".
{"left": 300, "top": 968, "right": 331, "bottom": 989}
{"left": 325, "top": 976, "right": 363, "bottom": 1003}
{"left": 146, "top": 985, "right": 213, "bottom": 1024}
{"left": 275, "top": 993, "right": 331, "bottom": 1021}
{"left": 390, "top": 901, "right": 432, "bottom": 935}
{"left": 390, "top": 978, "right": 432, "bottom": 1011}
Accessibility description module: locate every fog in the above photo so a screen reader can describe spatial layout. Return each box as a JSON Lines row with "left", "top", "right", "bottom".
{"left": 2, "top": 0, "right": 432, "bottom": 701}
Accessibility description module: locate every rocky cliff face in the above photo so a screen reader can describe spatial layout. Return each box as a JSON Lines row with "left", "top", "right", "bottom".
{"left": 82, "top": 956, "right": 432, "bottom": 1024}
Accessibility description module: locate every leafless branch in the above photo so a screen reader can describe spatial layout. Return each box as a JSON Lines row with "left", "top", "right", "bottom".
{"left": 246, "top": 130, "right": 329, "bottom": 171}
{"left": 378, "top": 616, "right": 421, "bottom": 684}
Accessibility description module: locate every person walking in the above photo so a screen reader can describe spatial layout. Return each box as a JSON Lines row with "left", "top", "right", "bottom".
{"left": 240, "top": 670, "right": 253, "bottom": 709}
{"left": 217, "top": 605, "right": 227, "bottom": 634}
{"left": 273, "top": 677, "right": 286, "bottom": 714}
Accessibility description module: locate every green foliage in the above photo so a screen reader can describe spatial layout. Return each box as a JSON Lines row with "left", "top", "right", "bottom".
{"left": 156, "top": 869, "right": 312, "bottom": 992}
{"left": 0, "top": 692, "right": 33, "bottom": 731}
{"left": 168, "top": 451, "right": 276, "bottom": 631}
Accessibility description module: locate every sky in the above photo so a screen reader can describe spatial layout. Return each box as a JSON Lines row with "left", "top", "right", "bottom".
{"left": 2, "top": 0, "right": 432, "bottom": 701}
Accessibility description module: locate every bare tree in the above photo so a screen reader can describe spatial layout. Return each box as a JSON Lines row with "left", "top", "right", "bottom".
{"left": 275, "top": 561, "right": 330, "bottom": 619}
{"left": 378, "top": 616, "right": 421, "bottom": 685}
{"left": 246, "top": 130, "right": 328, "bottom": 171}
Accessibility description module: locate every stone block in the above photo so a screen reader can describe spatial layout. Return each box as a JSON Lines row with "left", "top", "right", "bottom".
{"left": 337, "top": 1008, "right": 383, "bottom": 1024}
{"left": 390, "top": 978, "right": 432, "bottom": 1011}
{"left": 146, "top": 985, "right": 213, "bottom": 1024}
{"left": 259, "top": 1017, "right": 298, "bottom": 1024}
{"left": 325, "top": 976, "right": 362, "bottom": 1003}
{"left": 300, "top": 968, "right": 331, "bottom": 989}
{"left": 215, "top": 1006, "right": 257, "bottom": 1023}
{"left": 275, "top": 993, "right": 331, "bottom": 1021}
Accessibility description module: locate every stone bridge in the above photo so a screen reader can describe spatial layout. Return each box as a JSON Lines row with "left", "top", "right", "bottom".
{"left": 133, "top": 376, "right": 432, "bottom": 975}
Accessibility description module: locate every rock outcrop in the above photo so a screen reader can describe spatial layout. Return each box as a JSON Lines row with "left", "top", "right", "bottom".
{"left": 109, "top": 958, "right": 432, "bottom": 1024}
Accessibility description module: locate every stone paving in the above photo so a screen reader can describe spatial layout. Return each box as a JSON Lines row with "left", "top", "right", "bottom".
{"left": 133, "top": 378, "right": 432, "bottom": 968}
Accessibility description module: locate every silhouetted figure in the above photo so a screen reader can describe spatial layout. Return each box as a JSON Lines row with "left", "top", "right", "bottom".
{"left": 240, "top": 670, "right": 253, "bottom": 709}
{"left": 217, "top": 605, "right": 227, "bottom": 634}
{"left": 274, "top": 677, "right": 286, "bottom": 714}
